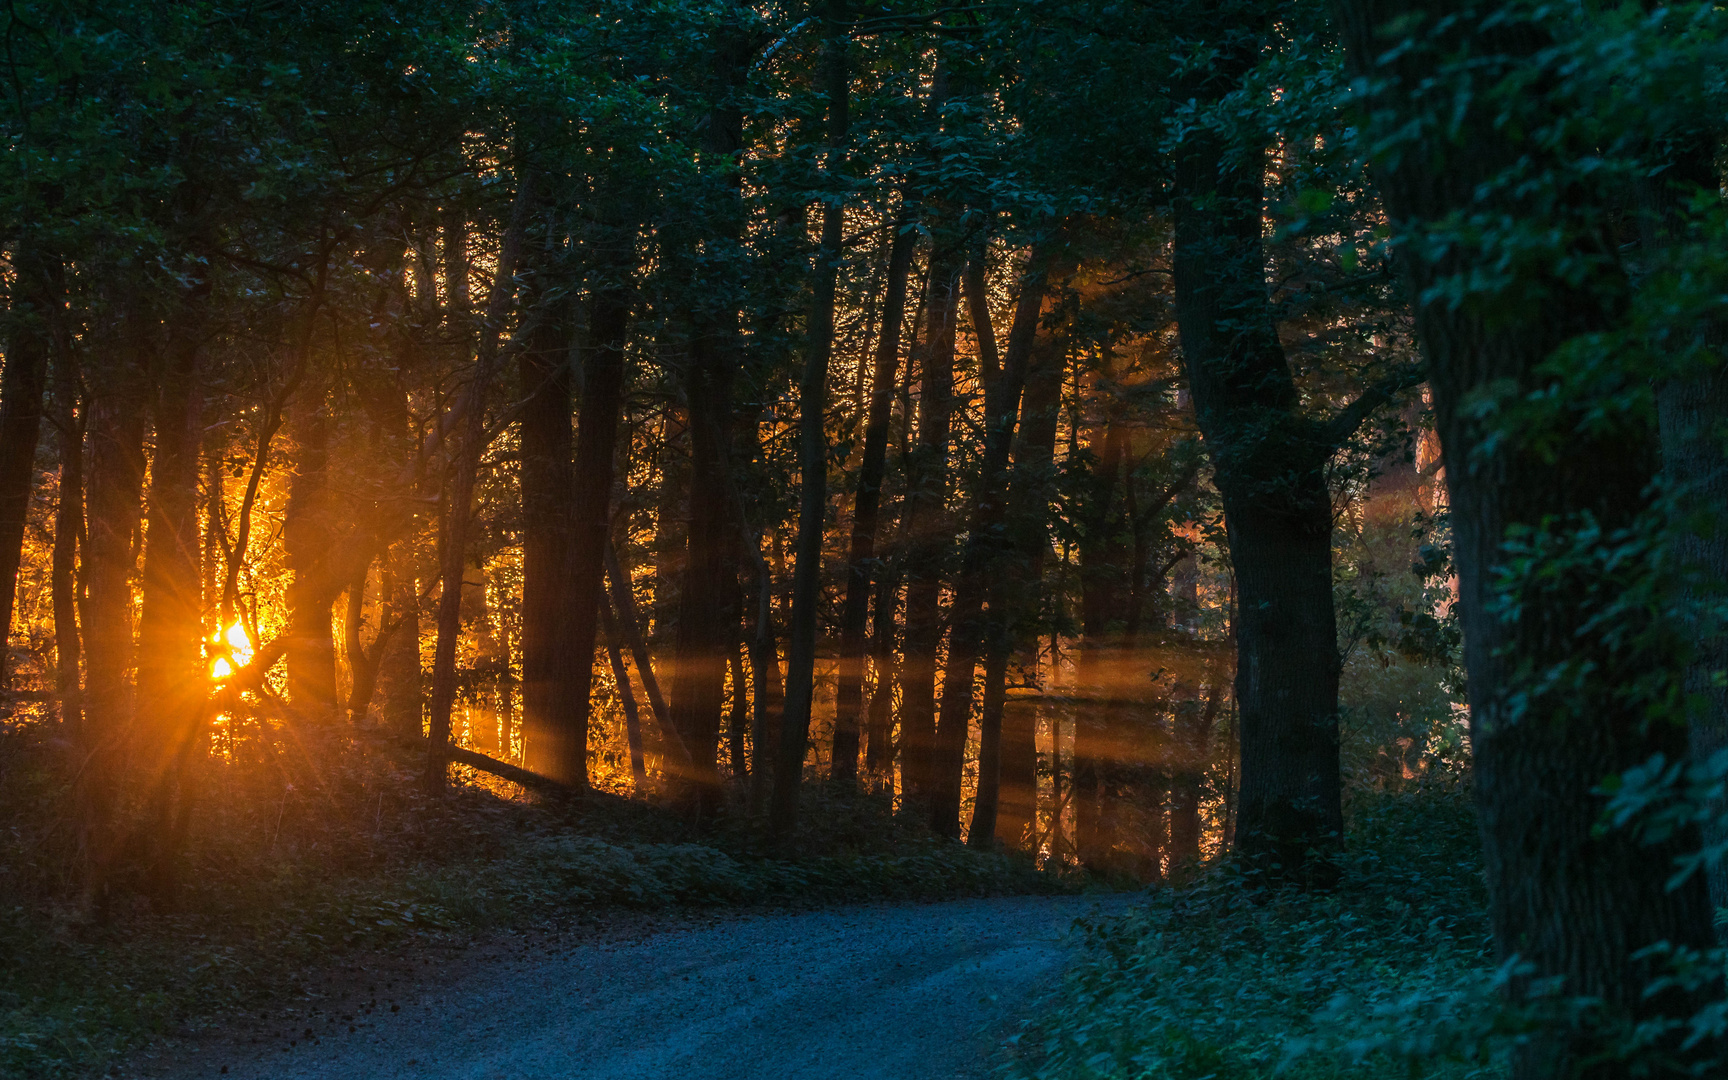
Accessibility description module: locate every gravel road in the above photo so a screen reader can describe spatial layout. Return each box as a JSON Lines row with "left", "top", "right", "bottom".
{"left": 148, "top": 893, "right": 1120, "bottom": 1080}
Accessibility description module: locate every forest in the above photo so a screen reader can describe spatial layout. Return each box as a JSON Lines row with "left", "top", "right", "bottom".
{"left": 1, "top": 0, "right": 1726, "bottom": 1078}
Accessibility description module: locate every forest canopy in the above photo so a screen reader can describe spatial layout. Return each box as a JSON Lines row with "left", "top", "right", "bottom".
{"left": 3, "top": 1, "right": 1728, "bottom": 1077}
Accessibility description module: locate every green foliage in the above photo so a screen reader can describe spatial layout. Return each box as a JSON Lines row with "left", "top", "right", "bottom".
{"left": 1005, "top": 788, "right": 1500, "bottom": 1080}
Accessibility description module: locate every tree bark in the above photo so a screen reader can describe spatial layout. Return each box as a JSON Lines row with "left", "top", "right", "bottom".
{"left": 771, "top": 1, "right": 848, "bottom": 836}
{"left": 1169, "top": 40, "right": 1342, "bottom": 881}
{"left": 964, "top": 249, "right": 1052, "bottom": 845}
{"left": 137, "top": 286, "right": 209, "bottom": 902}
{"left": 528, "top": 274, "right": 632, "bottom": 785}
{"left": 427, "top": 178, "right": 535, "bottom": 790}
{"left": 284, "top": 383, "right": 340, "bottom": 718}
{"left": 1333, "top": 3, "right": 1719, "bottom": 1072}
{"left": 0, "top": 250, "right": 57, "bottom": 687}
{"left": 897, "top": 244, "right": 962, "bottom": 812}
{"left": 78, "top": 328, "right": 149, "bottom": 897}
{"left": 832, "top": 214, "right": 916, "bottom": 785}
{"left": 600, "top": 597, "right": 647, "bottom": 791}
{"left": 989, "top": 269, "right": 1070, "bottom": 849}
{"left": 518, "top": 277, "right": 579, "bottom": 776}
{"left": 50, "top": 347, "right": 82, "bottom": 737}
{"left": 670, "top": 332, "right": 738, "bottom": 820}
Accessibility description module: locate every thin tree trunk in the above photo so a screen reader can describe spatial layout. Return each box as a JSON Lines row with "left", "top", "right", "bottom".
{"left": 727, "top": 645, "right": 749, "bottom": 782}
{"left": 770, "top": 2, "right": 848, "bottom": 836}
{"left": 991, "top": 295, "right": 1070, "bottom": 848}
{"left": 897, "top": 244, "right": 962, "bottom": 812}
{"left": 377, "top": 546, "right": 423, "bottom": 738}
{"left": 606, "top": 538, "right": 681, "bottom": 760}
{"left": 285, "top": 379, "right": 340, "bottom": 717}
{"left": 427, "top": 177, "right": 535, "bottom": 790}
{"left": 50, "top": 349, "right": 82, "bottom": 737}
{"left": 933, "top": 247, "right": 1046, "bottom": 842}
{"left": 832, "top": 214, "right": 916, "bottom": 785}
{"left": 601, "top": 597, "right": 647, "bottom": 791}
{"left": 0, "top": 251, "right": 57, "bottom": 688}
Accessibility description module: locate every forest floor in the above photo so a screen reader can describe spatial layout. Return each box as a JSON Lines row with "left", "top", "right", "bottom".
{"left": 0, "top": 731, "right": 1082, "bottom": 1080}
{"left": 124, "top": 893, "right": 1122, "bottom": 1080}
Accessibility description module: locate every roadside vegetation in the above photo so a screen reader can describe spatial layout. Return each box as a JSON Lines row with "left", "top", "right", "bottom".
{"left": 1, "top": 728, "right": 1059, "bottom": 1079}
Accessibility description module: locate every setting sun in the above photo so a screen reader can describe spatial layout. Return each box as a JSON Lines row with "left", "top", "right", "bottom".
{"left": 209, "top": 621, "right": 253, "bottom": 680}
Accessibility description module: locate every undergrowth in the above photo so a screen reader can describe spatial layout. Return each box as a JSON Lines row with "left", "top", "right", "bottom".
{"left": 0, "top": 724, "right": 1063, "bottom": 1079}
{"left": 1006, "top": 783, "right": 1504, "bottom": 1079}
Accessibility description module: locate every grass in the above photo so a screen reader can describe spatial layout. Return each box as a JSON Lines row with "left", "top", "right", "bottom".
{"left": 0, "top": 723, "right": 1067, "bottom": 1080}
{"left": 1004, "top": 782, "right": 1504, "bottom": 1080}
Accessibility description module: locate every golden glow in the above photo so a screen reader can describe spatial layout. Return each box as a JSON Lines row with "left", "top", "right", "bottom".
{"left": 209, "top": 621, "right": 254, "bottom": 680}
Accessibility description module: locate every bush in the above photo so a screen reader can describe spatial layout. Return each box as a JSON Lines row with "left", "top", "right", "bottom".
{"left": 1006, "top": 784, "right": 1503, "bottom": 1079}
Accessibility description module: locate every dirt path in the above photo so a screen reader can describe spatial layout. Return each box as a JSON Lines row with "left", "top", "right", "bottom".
{"left": 136, "top": 894, "right": 1120, "bottom": 1080}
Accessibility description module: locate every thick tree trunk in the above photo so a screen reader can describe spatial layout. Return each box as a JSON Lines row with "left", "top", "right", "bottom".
{"left": 531, "top": 279, "right": 632, "bottom": 785}
{"left": 518, "top": 286, "right": 578, "bottom": 776}
{"left": 1632, "top": 138, "right": 1728, "bottom": 917}
{"left": 832, "top": 216, "right": 916, "bottom": 785}
{"left": 770, "top": 5, "right": 848, "bottom": 836}
{"left": 0, "top": 251, "right": 57, "bottom": 687}
{"left": 78, "top": 332, "right": 149, "bottom": 896}
{"left": 137, "top": 293, "right": 208, "bottom": 902}
{"left": 1334, "top": 3, "right": 1719, "bottom": 1072}
{"left": 671, "top": 333, "right": 738, "bottom": 820}
{"left": 1169, "top": 51, "right": 1342, "bottom": 881}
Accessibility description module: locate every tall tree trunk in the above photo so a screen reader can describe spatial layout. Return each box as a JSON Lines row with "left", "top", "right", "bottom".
{"left": 1169, "top": 42, "right": 1342, "bottom": 882}
{"left": 964, "top": 249, "right": 1052, "bottom": 845}
{"left": 50, "top": 349, "right": 82, "bottom": 737}
{"left": 832, "top": 214, "right": 916, "bottom": 785}
{"left": 377, "top": 543, "right": 423, "bottom": 738}
{"left": 284, "top": 384, "right": 339, "bottom": 718}
{"left": 1072, "top": 363, "right": 1129, "bottom": 873}
{"left": 518, "top": 280, "right": 578, "bottom": 777}
{"left": 78, "top": 328, "right": 149, "bottom": 898}
{"left": 0, "top": 251, "right": 57, "bottom": 687}
{"left": 991, "top": 282, "right": 1069, "bottom": 848}
{"left": 427, "top": 178, "right": 535, "bottom": 790}
{"left": 1632, "top": 135, "right": 1728, "bottom": 916}
{"left": 897, "top": 244, "right": 962, "bottom": 812}
{"left": 771, "top": 2, "right": 848, "bottom": 835}
{"left": 1334, "top": 3, "right": 1719, "bottom": 1072}
{"left": 137, "top": 288, "right": 209, "bottom": 903}
{"left": 531, "top": 274, "right": 632, "bottom": 785}
{"left": 671, "top": 333, "right": 737, "bottom": 820}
